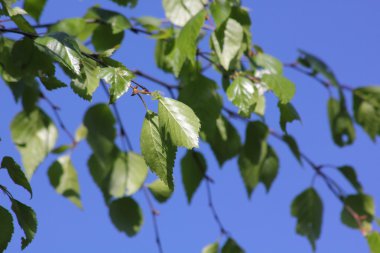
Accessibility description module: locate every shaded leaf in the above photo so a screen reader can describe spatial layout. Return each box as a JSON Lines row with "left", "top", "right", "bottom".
{"left": 259, "top": 146, "right": 279, "bottom": 192}
{"left": 222, "top": 238, "right": 245, "bottom": 253}
{"left": 23, "top": 0, "right": 47, "bottom": 22}
{"left": 48, "top": 155, "right": 82, "bottom": 208}
{"left": 147, "top": 179, "right": 173, "bottom": 203}
{"left": 11, "top": 199, "right": 37, "bottom": 250}
{"left": 341, "top": 194, "right": 375, "bottom": 229}
{"left": 0, "top": 205, "right": 13, "bottom": 252}
{"left": 92, "top": 24, "right": 124, "bottom": 52}
{"left": 338, "top": 166, "right": 363, "bottom": 193}
{"left": 181, "top": 151, "right": 206, "bottom": 204}
{"left": 278, "top": 102, "right": 301, "bottom": 133}
{"left": 282, "top": 135, "right": 302, "bottom": 164}
{"left": 328, "top": 98, "right": 355, "bottom": 146}
{"left": 1, "top": 156, "right": 32, "bottom": 197}
{"left": 109, "top": 197, "right": 143, "bottom": 237}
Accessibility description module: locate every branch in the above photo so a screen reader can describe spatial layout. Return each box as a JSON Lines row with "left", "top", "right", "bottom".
{"left": 133, "top": 70, "right": 177, "bottom": 98}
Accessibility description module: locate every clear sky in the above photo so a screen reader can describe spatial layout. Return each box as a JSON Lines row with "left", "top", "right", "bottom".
{"left": 1, "top": 0, "right": 380, "bottom": 252}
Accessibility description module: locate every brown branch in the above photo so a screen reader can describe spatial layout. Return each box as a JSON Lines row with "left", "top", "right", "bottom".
{"left": 143, "top": 187, "right": 164, "bottom": 253}
{"left": 133, "top": 70, "right": 177, "bottom": 98}
{"left": 39, "top": 91, "right": 76, "bottom": 146}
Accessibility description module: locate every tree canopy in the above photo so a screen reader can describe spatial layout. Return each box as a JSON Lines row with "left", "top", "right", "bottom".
{"left": 0, "top": 0, "right": 379, "bottom": 252}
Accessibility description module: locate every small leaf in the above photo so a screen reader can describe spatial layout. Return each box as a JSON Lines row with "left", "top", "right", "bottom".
{"left": 211, "top": 18, "right": 244, "bottom": 70}
{"left": 338, "top": 166, "right": 363, "bottom": 193}
{"left": 282, "top": 135, "right": 302, "bottom": 164}
{"left": 109, "top": 197, "right": 143, "bottom": 237}
{"left": 259, "top": 146, "right": 279, "bottom": 192}
{"left": 226, "top": 76, "right": 257, "bottom": 116}
{"left": 181, "top": 151, "right": 206, "bottom": 204}
{"left": 278, "top": 102, "right": 301, "bottom": 133}
{"left": 262, "top": 74, "right": 295, "bottom": 104}
{"left": 140, "top": 111, "right": 177, "bottom": 189}
{"left": 158, "top": 97, "right": 201, "bottom": 149}
{"left": 328, "top": 98, "right": 355, "bottom": 146}
{"left": 1, "top": 156, "right": 32, "bottom": 197}
{"left": 11, "top": 108, "right": 58, "bottom": 179}
{"left": 162, "top": 0, "right": 205, "bottom": 26}
{"left": 85, "top": 6, "right": 131, "bottom": 33}
{"left": 0, "top": 205, "right": 14, "bottom": 252}
{"left": 147, "top": 179, "right": 173, "bottom": 203}
{"left": 98, "top": 66, "right": 134, "bottom": 103}
{"left": 47, "top": 155, "right": 82, "bottom": 208}
{"left": 0, "top": 2, "right": 37, "bottom": 35}
{"left": 51, "top": 145, "right": 72, "bottom": 154}
{"left": 222, "top": 238, "right": 245, "bottom": 253}
{"left": 70, "top": 57, "right": 100, "bottom": 101}
{"left": 39, "top": 75, "right": 67, "bottom": 90}
{"left": 291, "top": 188, "right": 323, "bottom": 251}
{"left": 23, "top": 0, "right": 47, "bottom": 22}
{"left": 75, "top": 124, "right": 88, "bottom": 142}
{"left": 367, "top": 232, "right": 380, "bottom": 253}
{"left": 11, "top": 199, "right": 37, "bottom": 250}
{"left": 341, "top": 194, "right": 375, "bottom": 229}
{"left": 254, "top": 52, "right": 283, "bottom": 75}
{"left": 202, "top": 242, "right": 219, "bottom": 253}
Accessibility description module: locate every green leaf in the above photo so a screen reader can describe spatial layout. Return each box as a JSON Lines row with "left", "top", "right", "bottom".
{"left": 341, "top": 194, "right": 375, "bottom": 229}
{"left": 278, "top": 102, "right": 301, "bottom": 133}
{"left": 23, "top": 0, "right": 47, "bottom": 22}
{"left": 147, "top": 179, "right": 173, "bottom": 203}
{"left": 328, "top": 98, "right": 355, "bottom": 146}
{"left": 85, "top": 6, "right": 131, "bottom": 34}
{"left": 210, "top": 0, "right": 231, "bottom": 28}
{"left": 158, "top": 97, "right": 201, "bottom": 149}
{"left": 254, "top": 52, "right": 283, "bottom": 75}
{"left": 71, "top": 57, "right": 100, "bottom": 101}
{"left": 109, "top": 152, "right": 148, "bottom": 197}
{"left": 367, "top": 232, "right": 380, "bottom": 253}
{"left": 338, "top": 166, "right": 363, "bottom": 193}
{"left": 35, "top": 32, "right": 83, "bottom": 76}
{"left": 39, "top": 75, "right": 67, "bottom": 90}
{"left": 0, "top": 205, "right": 13, "bottom": 252}
{"left": 1, "top": 156, "right": 32, "bottom": 197}
{"left": 48, "top": 18, "right": 92, "bottom": 41}
{"left": 92, "top": 24, "right": 124, "bottom": 52}
{"left": 282, "top": 134, "right": 302, "bottom": 164}
{"left": 178, "top": 74, "right": 222, "bottom": 138}
{"left": 11, "top": 199, "right": 37, "bottom": 250}
{"left": 109, "top": 0, "right": 138, "bottom": 8}
{"left": 0, "top": 1, "right": 37, "bottom": 35}
{"left": 162, "top": 0, "right": 206, "bottom": 26}
{"left": 181, "top": 151, "right": 206, "bottom": 204}
{"left": 291, "top": 188, "right": 323, "bottom": 251}
{"left": 51, "top": 145, "right": 72, "bottom": 154}
{"left": 298, "top": 49, "right": 339, "bottom": 87}
{"left": 222, "top": 238, "right": 245, "bottom": 253}
{"left": 140, "top": 111, "right": 176, "bottom": 189}
{"left": 47, "top": 155, "right": 82, "bottom": 208}
{"left": 259, "top": 146, "right": 279, "bottom": 192}
{"left": 98, "top": 66, "right": 134, "bottom": 103}
{"left": 109, "top": 197, "right": 143, "bottom": 237}
{"left": 209, "top": 115, "right": 241, "bottom": 166}
{"left": 262, "top": 74, "right": 295, "bottom": 104}
{"left": 202, "top": 242, "right": 219, "bottom": 253}
{"left": 168, "top": 9, "right": 206, "bottom": 76}
{"left": 75, "top": 124, "right": 88, "bottom": 142}
{"left": 226, "top": 76, "right": 256, "bottom": 116}
{"left": 87, "top": 154, "right": 113, "bottom": 203}
{"left": 353, "top": 86, "right": 380, "bottom": 140}
{"left": 211, "top": 18, "right": 244, "bottom": 70}
{"left": 11, "top": 108, "right": 58, "bottom": 179}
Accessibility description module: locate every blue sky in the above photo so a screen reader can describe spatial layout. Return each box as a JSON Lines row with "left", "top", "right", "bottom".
{"left": 1, "top": 0, "right": 379, "bottom": 252}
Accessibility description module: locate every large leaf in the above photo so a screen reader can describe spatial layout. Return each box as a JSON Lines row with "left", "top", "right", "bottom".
{"left": 328, "top": 98, "right": 355, "bottom": 146}
{"left": 1, "top": 156, "right": 32, "bottom": 197}
{"left": 211, "top": 18, "right": 244, "bottom": 70}
{"left": 226, "top": 76, "right": 257, "bottom": 116}
{"left": 98, "top": 66, "right": 134, "bottom": 103}
{"left": 178, "top": 74, "right": 222, "bottom": 138}
{"left": 47, "top": 155, "right": 82, "bottom": 208}
{"left": 140, "top": 111, "right": 176, "bottom": 189}
{"left": 0, "top": 205, "right": 13, "bottom": 252}
{"left": 158, "top": 97, "right": 201, "bottom": 149}
{"left": 168, "top": 9, "right": 206, "bottom": 76}
{"left": 92, "top": 24, "right": 124, "bottom": 52}
{"left": 353, "top": 86, "right": 380, "bottom": 140}
{"left": 162, "top": 0, "right": 206, "bottom": 26}
{"left": 147, "top": 179, "right": 173, "bottom": 203}
{"left": 262, "top": 74, "right": 295, "bottom": 104}
{"left": 11, "top": 108, "right": 58, "bottom": 179}
{"left": 278, "top": 102, "right": 301, "bottom": 133}
{"left": 291, "top": 188, "right": 323, "bottom": 251}
{"left": 341, "top": 194, "right": 375, "bottom": 229}
{"left": 367, "top": 232, "right": 380, "bottom": 253}
{"left": 34, "top": 32, "right": 83, "bottom": 76}
{"left": 209, "top": 115, "right": 241, "bottom": 166}
{"left": 11, "top": 199, "right": 37, "bottom": 250}
{"left": 23, "top": 0, "right": 47, "bottom": 22}
{"left": 109, "top": 197, "right": 143, "bottom": 237}
{"left": 181, "top": 151, "right": 206, "bottom": 204}
{"left": 222, "top": 238, "right": 245, "bottom": 253}
{"left": 109, "top": 152, "right": 148, "bottom": 197}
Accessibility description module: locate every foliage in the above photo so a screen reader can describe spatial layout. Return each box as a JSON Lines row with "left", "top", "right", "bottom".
{"left": 0, "top": 0, "right": 379, "bottom": 252}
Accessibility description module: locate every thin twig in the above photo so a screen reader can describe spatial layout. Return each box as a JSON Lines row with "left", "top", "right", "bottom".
{"left": 39, "top": 91, "right": 76, "bottom": 146}
{"left": 143, "top": 187, "right": 164, "bottom": 253}
{"left": 133, "top": 70, "right": 177, "bottom": 98}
